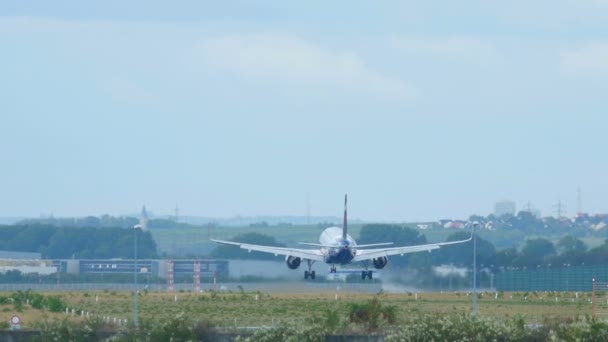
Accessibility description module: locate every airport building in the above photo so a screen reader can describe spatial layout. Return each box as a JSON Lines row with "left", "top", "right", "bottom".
{"left": 51, "top": 259, "right": 228, "bottom": 278}
{"left": 0, "top": 250, "right": 57, "bottom": 275}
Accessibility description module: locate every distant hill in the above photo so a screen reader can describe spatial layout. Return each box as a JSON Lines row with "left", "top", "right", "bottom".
{"left": 0, "top": 217, "right": 25, "bottom": 225}
{"left": 15, "top": 215, "right": 365, "bottom": 228}
{"left": 177, "top": 215, "right": 361, "bottom": 226}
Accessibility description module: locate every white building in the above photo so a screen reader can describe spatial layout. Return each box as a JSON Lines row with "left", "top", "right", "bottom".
{"left": 494, "top": 200, "right": 516, "bottom": 217}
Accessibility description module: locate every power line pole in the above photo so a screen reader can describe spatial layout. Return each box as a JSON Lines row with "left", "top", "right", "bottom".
{"left": 553, "top": 200, "right": 566, "bottom": 219}
{"left": 472, "top": 221, "right": 478, "bottom": 316}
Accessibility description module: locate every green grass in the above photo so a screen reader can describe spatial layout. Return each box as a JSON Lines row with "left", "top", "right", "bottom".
{"left": 2, "top": 290, "right": 593, "bottom": 329}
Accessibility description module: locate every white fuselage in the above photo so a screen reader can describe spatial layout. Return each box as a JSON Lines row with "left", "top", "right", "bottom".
{"left": 319, "top": 227, "right": 357, "bottom": 265}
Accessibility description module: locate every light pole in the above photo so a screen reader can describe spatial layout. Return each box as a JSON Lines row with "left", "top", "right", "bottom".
{"left": 472, "top": 221, "right": 478, "bottom": 315}
{"left": 133, "top": 224, "right": 142, "bottom": 327}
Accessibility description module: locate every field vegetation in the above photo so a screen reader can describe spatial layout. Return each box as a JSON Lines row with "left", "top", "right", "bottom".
{"left": 0, "top": 289, "right": 596, "bottom": 328}
{"left": 1, "top": 289, "right": 607, "bottom": 340}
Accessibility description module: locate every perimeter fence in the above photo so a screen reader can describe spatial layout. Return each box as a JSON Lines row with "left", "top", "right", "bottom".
{"left": 496, "top": 264, "right": 608, "bottom": 292}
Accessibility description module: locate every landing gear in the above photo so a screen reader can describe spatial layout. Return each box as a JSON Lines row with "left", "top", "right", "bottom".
{"left": 330, "top": 265, "right": 337, "bottom": 273}
{"left": 304, "top": 270, "right": 316, "bottom": 280}
{"left": 361, "top": 270, "right": 373, "bottom": 280}
{"left": 304, "top": 260, "right": 316, "bottom": 280}
{"left": 361, "top": 261, "right": 373, "bottom": 280}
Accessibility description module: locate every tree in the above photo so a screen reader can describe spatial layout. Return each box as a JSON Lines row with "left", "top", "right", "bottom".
{"left": 515, "top": 238, "right": 555, "bottom": 267}
{"left": 358, "top": 224, "right": 427, "bottom": 268}
{"left": 582, "top": 239, "right": 608, "bottom": 265}
{"left": 494, "top": 247, "right": 519, "bottom": 268}
{"left": 557, "top": 235, "right": 587, "bottom": 254}
{"left": 511, "top": 211, "right": 544, "bottom": 233}
{"left": 433, "top": 231, "right": 495, "bottom": 267}
{"left": 358, "top": 224, "right": 426, "bottom": 245}
{"left": 0, "top": 225, "right": 158, "bottom": 259}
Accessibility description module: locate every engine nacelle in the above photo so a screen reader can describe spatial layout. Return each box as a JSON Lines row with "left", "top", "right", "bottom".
{"left": 373, "top": 256, "right": 388, "bottom": 269}
{"left": 286, "top": 256, "right": 302, "bottom": 269}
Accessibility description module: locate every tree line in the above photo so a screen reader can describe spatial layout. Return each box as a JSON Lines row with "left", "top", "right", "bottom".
{"left": 209, "top": 224, "right": 608, "bottom": 272}
{"left": 358, "top": 224, "right": 608, "bottom": 271}
{"left": 0, "top": 225, "right": 158, "bottom": 259}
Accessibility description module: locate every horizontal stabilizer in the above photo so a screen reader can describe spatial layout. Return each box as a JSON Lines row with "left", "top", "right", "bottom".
{"left": 355, "top": 242, "right": 394, "bottom": 248}
{"left": 298, "top": 242, "right": 394, "bottom": 248}
{"left": 298, "top": 242, "right": 339, "bottom": 248}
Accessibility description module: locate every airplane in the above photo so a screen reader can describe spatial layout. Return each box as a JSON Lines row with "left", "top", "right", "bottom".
{"left": 211, "top": 194, "right": 472, "bottom": 280}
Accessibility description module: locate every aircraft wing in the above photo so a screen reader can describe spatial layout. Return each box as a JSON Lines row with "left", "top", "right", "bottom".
{"left": 210, "top": 239, "right": 325, "bottom": 262}
{"left": 352, "top": 235, "right": 472, "bottom": 262}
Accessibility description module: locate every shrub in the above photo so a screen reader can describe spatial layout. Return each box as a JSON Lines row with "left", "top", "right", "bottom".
{"left": 324, "top": 309, "right": 341, "bottom": 333}
{"left": 114, "top": 313, "right": 216, "bottom": 341}
{"left": 347, "top": 297, "right": 397, "bottom": 332}
{"left": 29, "top": 318, "right": 102, "bottom": 342}
{"left": 46, "top": 296, "right": 67, "bottom": 313}
{"left": 556, "top": 315, "right": 608, "bottom": 341}
{"left": 236, "top": 324, "right": 325, "bottom": 342}
{"left": 30, "top": 293, "right": 45, "bottom": 309}
{"left": 147, "top": 313, "right": 197, "bottom": 342}
{"left": 387, "top": 313, "right": 517, "bottom": 341}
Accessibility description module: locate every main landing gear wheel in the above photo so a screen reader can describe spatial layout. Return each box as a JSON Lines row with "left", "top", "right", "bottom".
{"left": 304, "top": 260, "right": 316, "bottom": 280}
{"left": 361, "top": 270, "right": 373, "bottom": 280}
{"left": 330, "top": 266, "right": 337, "bottom": 273}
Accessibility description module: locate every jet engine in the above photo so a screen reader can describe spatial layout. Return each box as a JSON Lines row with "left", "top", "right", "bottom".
{"left": 286, "top": 256, "right": 302, "bottom": 269}
{"left": 373, "top": 256, "right": 388, "bottom": 269}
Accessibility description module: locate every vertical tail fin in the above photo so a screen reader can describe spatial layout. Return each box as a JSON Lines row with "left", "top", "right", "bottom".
{"left": 342, "top": 194, "right": 348, "bottom": 240}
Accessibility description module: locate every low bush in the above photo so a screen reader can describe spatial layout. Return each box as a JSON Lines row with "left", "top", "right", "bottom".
{"left": 347, "top": 297, "right": 397, "bottom": 332}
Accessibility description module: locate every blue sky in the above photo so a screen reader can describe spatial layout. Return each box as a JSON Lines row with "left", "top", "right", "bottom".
{"left": 1, "top": 1, "right": 607, "bottom": 221}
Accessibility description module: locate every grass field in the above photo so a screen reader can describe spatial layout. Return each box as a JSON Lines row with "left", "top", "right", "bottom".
{"left": 0, "top": 290, "right": 596, "bottom": 329}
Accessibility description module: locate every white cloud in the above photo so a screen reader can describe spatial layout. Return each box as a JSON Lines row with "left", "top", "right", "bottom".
{"left": 193, "top": 33, "right": 418, "bottom": 99}
{"left": 1, "top": 17, "right": 419, "bottom": 102}
{"left": 389, "top": 35, "right": 503, "bottom": 66}
{"left": 560, "top": 42, "right": 608, "bottom": 76}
